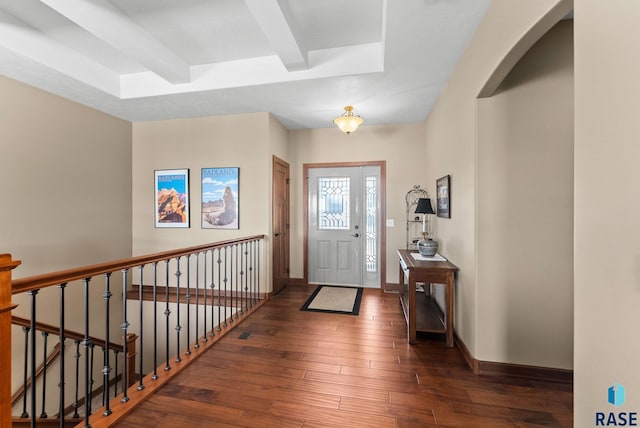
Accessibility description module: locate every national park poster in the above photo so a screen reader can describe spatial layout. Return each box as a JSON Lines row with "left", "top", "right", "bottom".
{"left": 201, "top": 167, "right": 239, "bottom": 229}
{"left": 155, "top": 169, "right": 190, "bottom": 228}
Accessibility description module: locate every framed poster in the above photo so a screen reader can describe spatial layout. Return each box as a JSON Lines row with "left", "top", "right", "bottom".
{"left": 436, "top": 175, "right": 450, "bottom": 218}
{"left": 155, "top": 169, "right": 190, "bottom": 228}
{"left": 201, "top": 167, "right": 239, "bottom": 229}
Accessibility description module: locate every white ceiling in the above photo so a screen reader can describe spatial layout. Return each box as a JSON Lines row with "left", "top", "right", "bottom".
{"left": 0, "top": 0, "right": 492, "bottom": 130}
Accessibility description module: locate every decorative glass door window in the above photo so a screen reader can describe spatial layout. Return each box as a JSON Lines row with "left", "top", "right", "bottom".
{"left": 318, "top": 177, "right": 350, "bottom": 230}
{"left": 365, "top": 176, "right": 378, "bottom": 272}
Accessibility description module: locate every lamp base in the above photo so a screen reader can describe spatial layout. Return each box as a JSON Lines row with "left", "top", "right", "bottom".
{"left": 417, "top": 239, "right": 438, "bottom": 257}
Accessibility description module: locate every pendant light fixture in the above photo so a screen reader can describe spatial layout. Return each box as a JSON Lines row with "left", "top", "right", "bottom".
{"left": 333, "top": 106, "right": 364, "bottom": 135}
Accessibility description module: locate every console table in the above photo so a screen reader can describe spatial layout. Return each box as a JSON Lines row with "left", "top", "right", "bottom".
{"left": 397, "top": 249, "right": 458, "bottom": 346}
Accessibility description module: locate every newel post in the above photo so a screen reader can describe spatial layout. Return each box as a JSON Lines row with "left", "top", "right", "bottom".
{"left": 0, "top": 254, "right": 20, "bottom": 427}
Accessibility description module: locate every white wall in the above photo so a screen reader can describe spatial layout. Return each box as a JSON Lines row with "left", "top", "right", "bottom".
{"left": 574, "top": 0, "right": 640, "bottom": 424}
{"left": 288, "top": 123, "right": 427, "bottom": 285}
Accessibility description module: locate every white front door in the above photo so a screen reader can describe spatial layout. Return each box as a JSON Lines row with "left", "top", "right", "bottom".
{"left": 308, "top": 166, "right": 380, "bottom": 287}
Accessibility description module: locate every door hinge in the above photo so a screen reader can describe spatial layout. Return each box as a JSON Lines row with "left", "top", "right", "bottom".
{"left": 286, "top": 178, "right": 290, "bottom": 184}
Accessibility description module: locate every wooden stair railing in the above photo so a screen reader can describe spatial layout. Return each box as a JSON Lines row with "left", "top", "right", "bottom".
{"left": 11, "top": 316, "right": 127, "bottom": 353}
{"left": 2, "top": 235, "right": 266, "bottom": 428}
{"left": 11, "top": 342, "right": 61, "bottom": 408}
{"left": 10, "top": 316, "right": 134, "bottom": 417}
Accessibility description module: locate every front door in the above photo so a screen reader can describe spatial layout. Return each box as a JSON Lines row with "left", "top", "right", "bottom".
{"left": 307, "top": 165, "right": 381, "bottom": 287}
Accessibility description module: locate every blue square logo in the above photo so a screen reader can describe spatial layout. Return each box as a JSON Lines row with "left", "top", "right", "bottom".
{"left": 609, "top": 384, "right": 626, "bottom": 407}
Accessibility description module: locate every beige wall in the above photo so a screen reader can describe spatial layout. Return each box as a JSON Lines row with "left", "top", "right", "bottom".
{"left": 424, "top": 0, "right": 572, "bottom": 363}
{"left": 288, "top": 123, "right": 427, "bottom": 284}
{"left": 574, "top": 0, "right": 640, "bottom": 423}
{"left": 132, "top": 112, "right": 279, "bottom": 290}
{"left": 1, "top": 76, "right": 132, "bottom": 276}
{"left": 477, "top": 21, "right": 573, "bottom": 368}
{"left": 0, "top": 75, "right": 132, "bottom": 411}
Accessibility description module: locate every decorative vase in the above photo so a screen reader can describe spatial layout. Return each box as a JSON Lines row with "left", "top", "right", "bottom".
{"left": 417, "top": 238, "right": 438, "bottom": 257}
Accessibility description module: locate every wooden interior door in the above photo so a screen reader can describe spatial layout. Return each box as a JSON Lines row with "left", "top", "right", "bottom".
{"left": 272, "top": 156, "right": 290, "bottom": 295}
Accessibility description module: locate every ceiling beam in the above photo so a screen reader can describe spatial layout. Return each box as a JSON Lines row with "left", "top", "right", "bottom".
{"left": 39, "top": 0, "right": 191, "bottom": 84}
{"left": 243, "top": 0, "right": 308, "bottom": 71}
{"left": 0, "top": 9, "right": 119, "bottom": 96}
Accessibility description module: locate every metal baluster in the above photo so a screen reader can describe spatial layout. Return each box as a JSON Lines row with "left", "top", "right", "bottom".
{"left": 88, "top": 343, "right": 95, "bottom": 417}
{"left": 101, "top": 347, "right": 106, "bottom": 407}
{"left": 81, "top": 277, "right": 92, "bottom": 427}
{"left": 202, "top": 252, "right": 208, "bottom": 343}
{"left": 257, "top": 240, "right": 261, "bottom": 302}
{"left": 137, "top": 265, "right": 145, "bottom": 390}
{"left": 28, "top": 290, "right": 38, "bottom": 428}
{"left": 40, "top": 331, "right": 48, "bottom": 418}
{"left": 152, "top": 262, "right": 159, "bottom": 380}
{"left": 58, "top": 282, "right": 67, "bottom": 428}
{"left": 217, "top": 249, "right": 222, "bottom": 332}
{"left": 164, "top": 260, "right": 172, "bottom": 371}
{"left": 249, "top": 241, "right": 254, "bottom": 307}
{"left": 121, "top": 269, "right": 130, "bottom": 403}
{"left": 113, "top": 350, "right": 119, "bottom": 399}
{"left": 229, "top": 246, "right": 234, "bottom": 322}
{"left": 175, "top": 256, "right": 182, "bottom": 363}
{"left": 239, "top": 244, "right": 245, "bottom": 314}
{"left": 254, "top": 240, "right": 257, "bottom": 304}
{"left": 185, "top": 254, "right": 192, "bottom": 356}
{"left": 102, "top": 273, "right": 112, "bottom": 416}
{"left": 223, "top": 246, "right": 228, "bottom": 326}
{"left": 240, "top": 242, "right": 249, "bottom": 312}
{"left": 73, "top": 340, "right": 80, "bottom": 419}
{"left": 194, "top": 253, "right": 200, "bottom": 349}
{"left": 214, "top": 249, "right": 220, "bottom": 336}
{"left": 244, "top": 242, "right": 251, "bottom": 311}
{"left": 234, "top": 244, "right": 242, "bottom": 318}
{"left": 20, "top": 326, "right": 29, "bottom": 418}
{"left": 254, "top": 240, "right": 258, "bottom": 303}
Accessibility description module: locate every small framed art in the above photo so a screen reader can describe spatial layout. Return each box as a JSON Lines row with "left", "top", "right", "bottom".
{"left": 201, "top": 167, "right": 239, "bottom": 229}
{"left": 436, "top": 175, "right": 450, "bottom": 218}
{"left": 155, "top": 169, "right": 190, "bottom": 228}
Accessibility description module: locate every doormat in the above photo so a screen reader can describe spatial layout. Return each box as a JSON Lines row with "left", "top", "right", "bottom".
{"left": 300, "top": 285, "right": 363, "bottom": 315}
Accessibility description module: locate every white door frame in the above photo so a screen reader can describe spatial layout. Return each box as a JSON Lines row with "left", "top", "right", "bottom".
{"left": 303, "top": 161, "right": 386, "bottom": 289}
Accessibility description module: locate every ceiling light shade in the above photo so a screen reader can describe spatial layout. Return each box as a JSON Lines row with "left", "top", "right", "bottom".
{"left": 333, "top": 106, "right": 364, "bottom": 135}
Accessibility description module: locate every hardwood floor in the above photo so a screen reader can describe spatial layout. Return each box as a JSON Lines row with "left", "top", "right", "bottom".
{"left": 114, "top": 285, "right": 573, "bottom": 427}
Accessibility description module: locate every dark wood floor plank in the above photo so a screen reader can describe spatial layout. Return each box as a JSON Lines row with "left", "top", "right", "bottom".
{"left": 113, "top": 285, "right": 573, "bottom": 427}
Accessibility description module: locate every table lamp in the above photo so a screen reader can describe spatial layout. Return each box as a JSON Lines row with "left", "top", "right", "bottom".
{"left": 414, "top": 198, "right": 438, "bottom": 257}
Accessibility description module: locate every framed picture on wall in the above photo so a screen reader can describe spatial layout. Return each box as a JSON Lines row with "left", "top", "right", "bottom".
{"left": 155, "top": 169, "right": 190, "bottom": 228}
{"left": 201, "top": 167, "right": 239, "bottom": 229}
{"left": 436, "top": 175, "right": 450, "bottom": 218}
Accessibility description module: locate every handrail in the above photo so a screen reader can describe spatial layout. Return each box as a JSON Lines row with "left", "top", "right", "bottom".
{"left": 11, "top": 316, "right": 124, "bottom": 353}
{"left": 12, "top": 235, "right": 265, "bottom": 294}
{"left": 4, "top": 236, "right": 266, "bottom": 428}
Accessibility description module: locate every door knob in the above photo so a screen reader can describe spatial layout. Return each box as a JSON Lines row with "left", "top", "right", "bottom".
{"left": 352, "top": 233, "right": 360, "bottom": 237}
{"left": 275, "top": 232, "right": 280, "bottom": 237}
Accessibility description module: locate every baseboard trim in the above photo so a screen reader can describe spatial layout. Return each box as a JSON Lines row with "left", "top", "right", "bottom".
{"left": 287, "top": 277, "right": 307, "bottom": 287}
{"left": 454, "top": 331, "right": 572, "bottom": 383}
{"left": 476, "top": 360, "right": 573, "bottom": 382}
{"left": 454, "top": 330, "right": 479, "bottom": 373}
{"left": 384, "top": 282, "right": 400, "bottom": 293}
